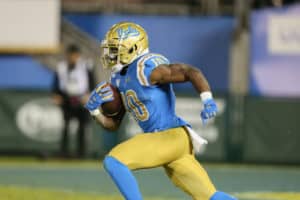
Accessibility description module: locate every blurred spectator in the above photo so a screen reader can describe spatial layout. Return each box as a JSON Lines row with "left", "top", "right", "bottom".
{"left": 53, "top": 44, "right": 95, "bottom": 158}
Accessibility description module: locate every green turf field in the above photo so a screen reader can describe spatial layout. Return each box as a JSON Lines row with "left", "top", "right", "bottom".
{"left": 0, "top": 158, "right": 299, "bottom": 200}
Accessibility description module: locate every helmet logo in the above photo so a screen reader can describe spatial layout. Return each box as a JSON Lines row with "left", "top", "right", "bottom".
{"left": 117, "top": 25, "right": 140, "bottom": 40}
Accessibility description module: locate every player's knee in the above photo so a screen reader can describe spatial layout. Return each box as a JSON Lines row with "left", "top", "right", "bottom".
{"left": 108, "top": 151, "right": 137, "bottom": 170}
{"left": 210, "top": 191, "right": 237, "bottom": 200}
{"left": 103, "top": 156, "right": 129, "bottom": 174}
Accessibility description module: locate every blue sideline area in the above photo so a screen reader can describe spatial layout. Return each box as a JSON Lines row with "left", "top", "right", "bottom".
{"left": 0, "top": 15, "right": 234, "bottom": 93}
{"left": 0, "top": 55, "right": 54, "bottom": 90}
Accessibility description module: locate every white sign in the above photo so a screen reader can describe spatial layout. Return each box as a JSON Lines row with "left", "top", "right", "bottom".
{"left": 268, "top": 15, "right": 300, "bottom": 54}
{"left": 16, "top": 98, "right": 64, "bottom": 143}
{"left": 0, "top": 0, "right": 60, "bottom": 53}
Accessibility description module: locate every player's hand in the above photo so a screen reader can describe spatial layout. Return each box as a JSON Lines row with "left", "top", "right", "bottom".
{"left": 200, "top": 99, "right": 218, "bottom": 125}
{"left": 85, "top": 81, "right": 114, "bottom": 113}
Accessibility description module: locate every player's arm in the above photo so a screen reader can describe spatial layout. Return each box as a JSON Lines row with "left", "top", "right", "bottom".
{"left": 150, "top": 63, "right": 217, "bottom": 123}
{"left": 85, "top": 82, "right": 124, "bottom": 131}
{"left": 93, "top": 110, "right": 125, "bottom": 131}
{"left": 150, "top": 63, "right": 210, "bottom": 93}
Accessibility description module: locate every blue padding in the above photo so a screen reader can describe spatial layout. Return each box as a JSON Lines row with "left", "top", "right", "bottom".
{"left": 210, "top": 191, "right": 237, "bottom": 200}
{"left": 103, "top": 156, "right": 143, "bottom": 200}
{"left": 0, "top": 55, "right": 54, "bottom": 90}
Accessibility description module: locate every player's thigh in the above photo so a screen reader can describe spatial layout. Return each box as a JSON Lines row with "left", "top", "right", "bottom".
{"left": 164, "top": 154, "right": 216, "bottom": 200}
{"left": 108, "top": 127, "right": 191, "bottom": 170}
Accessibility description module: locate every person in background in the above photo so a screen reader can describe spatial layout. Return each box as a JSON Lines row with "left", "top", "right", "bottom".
{"left": 53, "top": 44, "right": 95, "bottom": 158}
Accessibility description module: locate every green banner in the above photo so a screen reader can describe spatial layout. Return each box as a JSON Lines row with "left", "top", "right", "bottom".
{"left": 243, "top": 97, "right": 300, "bottom": 164}
{"left": 4, "top": 90, "right": 300, "bottom": 164}
{"left": 0, "top": 90, "right": 107, "bottom": 157}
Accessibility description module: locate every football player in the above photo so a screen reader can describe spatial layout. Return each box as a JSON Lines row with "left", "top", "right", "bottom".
{"left": 85, "top": 22, "right": 237, "bottom": 200}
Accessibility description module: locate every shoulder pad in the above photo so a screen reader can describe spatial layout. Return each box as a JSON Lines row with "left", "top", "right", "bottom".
{"left": 136, "top": 53, "right": 169, "bottom": 86}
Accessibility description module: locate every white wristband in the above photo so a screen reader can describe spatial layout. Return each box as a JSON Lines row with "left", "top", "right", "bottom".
{"left": 200, "top": 91, "right": 213, "bottom": 102}
{"left": 89, "top": 109, "right": 100, "bottom": 116}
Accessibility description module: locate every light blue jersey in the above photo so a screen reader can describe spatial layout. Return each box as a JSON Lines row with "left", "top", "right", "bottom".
{"left": 110, "top": 53, "right": 188, "bottom": 133}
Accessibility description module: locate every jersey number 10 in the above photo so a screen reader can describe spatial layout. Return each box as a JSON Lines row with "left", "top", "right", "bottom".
{"left": 121, "top": 90, "right": 149, "bottom": 122}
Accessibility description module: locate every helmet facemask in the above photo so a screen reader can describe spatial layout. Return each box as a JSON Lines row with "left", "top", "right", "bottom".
{"left": 101, "top": 40, "right": 120, "bottom": 73}
{"left": 101, "top": 41, "right": 141, "bottom": 73}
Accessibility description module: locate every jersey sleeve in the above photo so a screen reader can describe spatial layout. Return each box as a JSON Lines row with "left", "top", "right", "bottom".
{"left": 136, "top": 54, "right": 170, "bottom": 86}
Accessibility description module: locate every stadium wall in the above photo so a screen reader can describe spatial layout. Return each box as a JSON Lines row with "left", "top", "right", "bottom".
{"left": 0, "top": 11, "right": 300, "bottom": 164}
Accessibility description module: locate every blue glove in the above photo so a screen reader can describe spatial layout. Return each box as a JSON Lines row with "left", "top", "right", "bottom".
{"left": 85, "top": 81, "right": 114, "bottom": 113}
{"left": 200, "top": 99, "right": 218, "bottom": 125}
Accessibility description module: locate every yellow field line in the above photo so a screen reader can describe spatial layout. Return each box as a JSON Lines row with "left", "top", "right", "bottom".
{"left": 0, "top": 185, "right": 178, "bottom": 200}
{"left": 235, "top": 192, "right": 300, "bottom": 200}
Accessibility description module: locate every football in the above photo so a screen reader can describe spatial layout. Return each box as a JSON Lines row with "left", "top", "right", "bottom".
{"left": 100, "top": 83, "right": 125, "bottom": 117}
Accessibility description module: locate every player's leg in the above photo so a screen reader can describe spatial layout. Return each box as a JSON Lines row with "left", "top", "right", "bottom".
{"left": 103, "top": 156, "right": 143, "bottom": 200}
{"left": 164, "top": 154, "right": 216, "bottom": 200}
{"left": 76, "top": 107, "right": 89, "bottom": 158}
{"left": 164, "top": 154, "right": 237, "bottom": 200}
{"left": 103, "top": 127, "right": 190, "bottom": 200}
{"left": 108, "top": 127, "right": 190, "bottom": 169}
{"left": 61, "top": 107, "right": 71, "bottom": 157}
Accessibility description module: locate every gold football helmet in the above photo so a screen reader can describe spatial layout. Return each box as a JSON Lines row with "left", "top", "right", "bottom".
{"left": 100, "top": 22, "right": 149, "bottom": 73}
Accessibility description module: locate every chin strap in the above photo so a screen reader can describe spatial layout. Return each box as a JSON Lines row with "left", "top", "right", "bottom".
{"left": 112, "top": 63, "right": 125, "bottom": 73}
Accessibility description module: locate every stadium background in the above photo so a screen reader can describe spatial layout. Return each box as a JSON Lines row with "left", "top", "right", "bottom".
{"left": 0, "top": 0, "right": 300, "bottom": 200}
